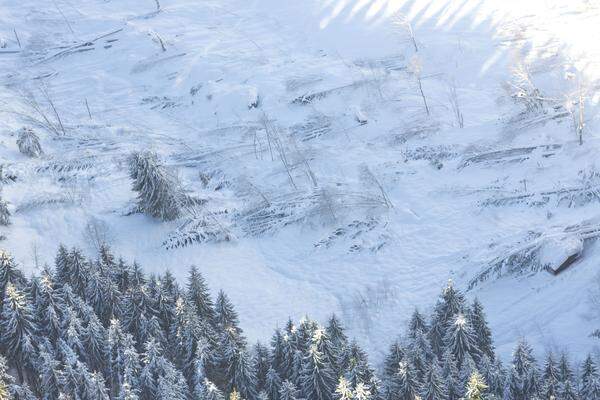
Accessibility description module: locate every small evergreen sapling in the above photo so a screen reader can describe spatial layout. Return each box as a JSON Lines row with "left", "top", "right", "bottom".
{"left": 0, "top": 196, "right": 10, "bottom": 226}
{"left": 17, "top": 127, "right": 43, "bottom": 158}
{"left": 464, "top": 372, "right": 487, "bottom": 400}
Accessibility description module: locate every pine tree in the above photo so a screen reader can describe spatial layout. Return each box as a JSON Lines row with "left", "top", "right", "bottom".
{"left": 334, "top": 377, "right": 353, "bottom": 400}
{"left": 313, "top": 328, "right": 337, "bottom": 376}
{"left": 580, "top": 355, "right": 600, "bottom": 400}
{"left": 193, "top": 339, "right": 214, "bottom": 399}
{"left": 541, "top": 352, "right": 560, "bottom": 400}
{"left": 38, "top": 348, "right": 62, "bottom": 400}
{"left": 278, "top": 380, "right": 299, "bottom": 400}
{"left": 506, "top": 340, "right": 539, "bottom": 400}
{"left": 383, "top": 342, "right": 405, "bottom": 379}
{"left": 326, "top": 315, "right": 348, "bottom": 372}
{"left": 129, "top": 150, "right": 182, "bottom": 221}
{"left": 215, "top": 290, "right": 244, "bottom": 343}
{"left": 478, "top": 355, "right": 504, "bottom": 399}
{"left": 253, "top": 343, "right": 271, "bottom": 393}
{"left": 464, "top": 372, "right": 487, "bottom": 400}
{"left": 119, "top": 382, "right": 141, "bottom": 400}
{"left": 83, "top": 313, "right": 109, "bottom": 374}
{"left": 0, "top": 283, "right": 36, "bottom": 382}
{"left": 558, "top": 353, "right": 574, "bottom": 387}
{"left": 121, "top": 335, "right": 141, "bottom": 397}
{"left": 34, "top": 271, "right": 66, "bottom": 342}
{"left": 202, "top": 380, "right": 226, "bottom": 400}
{"left": 17, "top": 127, "right": 43, "bottom": 158}
{"left": 67, "top": 248, "right": 89, "bottom": 298}
{"left": 300, "top": 344, "right": 336, "bottom": 400}
{"left": 408, "top": 309, "right": 428, "bottom": 339}
{"left": 54, "top": 245, "right": 70, "bottom": 286}
{"left": 343, "top": 341, "right": 376, "bottom": 394}
{"left": 441, "top": 350, "right": 461, "bottom": 400}
{"left": 156, "top": 364, "right": 189, "bottom": 400}
{"left": 270, "top": 330, "right": 286, "bottom": 379}
{"left": 0, "top": 197, "right": 9, "bottom": 226}
{"left": 420, "top": 361, "right": 447, "bottom": 400}
{"left": 388, "top": 361, "right": 420, "bottom": 400}
{"left": 266, "top": 367, "right": 282, "bottom": 400}
{"left": 354, "top": 382, "right": 371, "bottom": 400}
{"left": 140, "top": 338, "right": 185, "bottom": 400}
{"left": 0, "top": 251, "right": 26, "bottom": 306}
{"left": 0, "top": 355, "right": 12, "bottom": 400}
{"left": 559, "top": 379, "right": 578, "bottom": 400}
{"left": 226, "top": 348, "right": 258, "bottom": 400}
{"left": 186, "top": 266, "right": 216, "bottom": 324}
{"left": 466, "top": 299, "right": 494, "bottom": 360}
{"left": 443, "top": 314, "right": 480, "bottom": 367}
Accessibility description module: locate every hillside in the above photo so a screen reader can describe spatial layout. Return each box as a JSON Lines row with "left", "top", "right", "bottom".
{"left": 1, "top": 0, "right": 600, "bottom": 361}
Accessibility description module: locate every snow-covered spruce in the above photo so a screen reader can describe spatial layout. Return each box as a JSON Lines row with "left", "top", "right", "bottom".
{"left": 16, "top": 127, "right": 43, "bottom": 158}
{"left": 0, "top": 197, "right": 9, "bottom": 226}
{"left": 129, "top": 151, "right": 183, "bottom": 221}
{"left": 0, "top": 246, "right": 598, "bottom": 399}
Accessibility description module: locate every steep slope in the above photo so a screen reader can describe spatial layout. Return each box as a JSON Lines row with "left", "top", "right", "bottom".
{"left": 1, "top": 0, "right": 599, "bottom": 360}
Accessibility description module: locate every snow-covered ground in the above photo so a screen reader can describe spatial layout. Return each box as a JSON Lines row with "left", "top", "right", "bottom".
{"left": 1, "top": 0, "right": 600, "bottom": 361}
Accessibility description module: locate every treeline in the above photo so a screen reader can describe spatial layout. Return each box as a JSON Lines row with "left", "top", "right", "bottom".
{"left": 0, "top": 246, "right": 598, "bottom": 400}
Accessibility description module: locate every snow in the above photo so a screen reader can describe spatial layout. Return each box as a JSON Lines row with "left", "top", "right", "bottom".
{"left": 1, "top": 0, "right": 600, "bottom": 362}
{"left": 539, "top": 235, "right": 583, "bottom": 273}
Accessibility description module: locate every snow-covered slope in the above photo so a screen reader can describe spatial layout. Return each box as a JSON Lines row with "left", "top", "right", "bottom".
{"left": 1, "top": 0, "right": 600, "bottom": 360}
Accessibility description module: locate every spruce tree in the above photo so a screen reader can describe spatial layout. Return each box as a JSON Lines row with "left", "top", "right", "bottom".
{"left": 253, "top": 343, "right": 271, "bottom": 393}
{"left": 0, "top": 197, "right": 10, "bottom": 226}
{"left": 354, "top": 382, "right": 371, "bottom": 400}
{"left": 506, "top": 340, "right": 539, "bottom": 400}
{"left": 420, "top": 361, "right": 447, "bottom": 400}
{"left": 270, "top": 330, "right": 286, "bottom": 379}
{"left": 388, "top": 361, "right": 420, "bottom": 400}
{"left": 202, "top": 380, "right": 226, "bottom": 400}
{"left": 226, "top": 348, "right": 258, "bottom": 400}
{"left": 300, "top": 345, "right": 336, "bottom": 400}
{"left": 334, "top": 377, "right": 353, "bottom": 400}
{"left": 82, "top": 313, "right": 109, "bottom": 374}
{"left": 0, "top": 355, "right": 12, "bottom": 400}
{"left": 278, "top": 380, "right": 299, "bottom": 400}
{"left": 443, "top": 314, "right": 480, "bottom": 367}
{"left": 580, "top": 355, "right": 600, "bottom": 400}
{"left": 441, "top": 350, "right": 461, "bottom": 400}
{"left": 0, "top": 251, "right": 26, "bottom": 305}
{"left": 129, "top": 150, "right": 182, "bottom": 221}
{"left": 466, "top": 299, "right": 494, "bottom": 360}
{"left": 215, "top": 290, "right": 243, "bottom": 341}
{"left": 266, "top": 367, "right": 282, "bottom": 400}
{"left": 478, "top": 355, "right": 504, "bottom": 398}
{"left": 34, "top": 271, "right": 66, "bottom": 342}
{"left": 0, "top": 283, "right": 36, "bottom": 382}
{"left": 343, "top": 341, "right": 376, "bottom": 393}
{"left": 38, "top": 348, "right": 63, "bottom": 400}
{"left": 326, "top": 315, "right": 348, "bottom": 371}
{"left": 541, "top": 352, "right": 560, "bottom": 400}
{"left": 67, "top": 248, "right": 90, "bottom": 298}
{"left": 54, "top": 245, "right": 71, "bottom": 287}
{"left": 408, "top": 309, "right": 428, "bottom": 339}
{"left": 187, "top": 266, "right": 216, "bottom": 324}
{"left": 383, "top": 342, "right": 405, "bottom": 378}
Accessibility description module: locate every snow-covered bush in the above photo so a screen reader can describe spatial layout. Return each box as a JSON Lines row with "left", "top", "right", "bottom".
{"left": 129, "top": 150, "right": 183, "bottom": 221}
{"left": 0, "top": 197, "right": 9, "bottom": 226}
{"left": 16, "top": 127, "right": 43, "bottom": 158}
